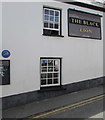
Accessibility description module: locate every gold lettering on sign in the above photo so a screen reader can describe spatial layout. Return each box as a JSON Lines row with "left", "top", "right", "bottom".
{"left": 71, "top": 18, "right": 75, "bottom": 23}
{"left": 95, "top": 22, "right": 99, "bottom": 27}
{"left": 70, "top": 17, "right": 100, "bottom": 28}
{"left": 71, "top": 18, "right": 82, "bottom": 24}
{"left": 83, "top": 20, "right": 88, "bottom": 25}
{"left": 80, "top": 28, "right": 92, "bottom": 33}
{"left": 82, "top": 20, "right": 99, "bottom": 27}
{"left": 74, "top": 19, "right": 81, "bottom": 24}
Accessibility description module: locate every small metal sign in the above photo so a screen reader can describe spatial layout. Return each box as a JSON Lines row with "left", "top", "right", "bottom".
{"left": 2, "top": 50, "right": 11, "bottom": 58}
{"left": 68, "top": 9, "right": 102, "bottom": 39}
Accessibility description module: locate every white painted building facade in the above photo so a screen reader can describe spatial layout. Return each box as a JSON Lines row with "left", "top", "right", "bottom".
{"left": 0, "top": 0, "right": 104, "bottom": 109}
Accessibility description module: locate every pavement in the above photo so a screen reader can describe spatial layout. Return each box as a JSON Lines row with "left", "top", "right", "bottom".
{"left": 1, "top": 84, "right": 105, "bottom": 119}
{"left": 90, "top": 112, "right": 104, "bottom": 118}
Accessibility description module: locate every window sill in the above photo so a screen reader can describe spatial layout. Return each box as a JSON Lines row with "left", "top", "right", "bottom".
{"left": 42, "top": 34, "right": 64, "bottom": 37}
{"left": 39, "top": 86, "right": 66, "bottom": 92}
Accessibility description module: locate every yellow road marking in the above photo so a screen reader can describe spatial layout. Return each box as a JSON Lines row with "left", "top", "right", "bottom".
{"left": 29, "top": 94, "right": 105, "bottom": 119}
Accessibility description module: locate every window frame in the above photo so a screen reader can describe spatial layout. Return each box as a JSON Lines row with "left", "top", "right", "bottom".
{"left": 43, "top": 7, "right": 62, "bottom": 37}
{"left": 40, "top": 57, "right": 62, "bottom": 88}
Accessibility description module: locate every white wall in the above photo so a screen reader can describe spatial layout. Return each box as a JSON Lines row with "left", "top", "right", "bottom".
{"left": 1, "top": 1, "right": 103, "bottom": 97}
{"left": 0, "top": 3, "right": 3, "bottom": 118}
{"left": 0, "top": 2, "right": 2, "bottom": 98}
{"left": 103, "top": 12, "right": 105, "bottom": 76}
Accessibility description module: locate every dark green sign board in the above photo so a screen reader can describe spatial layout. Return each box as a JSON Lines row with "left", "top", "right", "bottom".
{"left": 0, "top": 60, "right": 10, "bottom": 85}
{"left": 68, "top": 9, "right": 102, "bottom": 39}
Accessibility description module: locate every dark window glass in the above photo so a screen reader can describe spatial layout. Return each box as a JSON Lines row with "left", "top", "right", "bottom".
{"left": 54, "top": 79, "right": 58, "bottom": 84}
{"left": 48, "top": 60, "right": 53, "bottom": 66}
{"left": 48, "top": 73, "right": 52, "bottom": 78}
{"left": 50, "top": 23, "right": 53, "bottom": 28}
{"left": 42, "top": 60, "right": 47, "bottom": 66}
{"left": 43, "top": 29, "right": 59, "bottom": 36}
{"left": 55, "top": 11, "right": 59, "bottom": 16}
{"left": 42, "top": 67, "right": 47, "bottom": 72}
{"left": 44, "top": 9, "right": 49, "bottom": 14}
{"left": 48, "top": 79, "right": 52, "bottom": 84}
{"left": 41, "top": 73, "right": 46, "bottom": 78}
{"left": 54, "top": 73, "right": 58, "bottom": 77}
{"left": 54, "top": 24, "right": 59, "bottom": 29}
{"left": 41, "top": 79, "right": 46, "bottom": 85}
{"left": 50, "top": 10, "right": 54, "bottom": 15}
{"left": 44, "top": 22, "right": 48, "bottom": 28}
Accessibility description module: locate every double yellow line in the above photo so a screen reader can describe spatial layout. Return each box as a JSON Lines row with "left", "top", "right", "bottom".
{"left": 28, "top": 94, "right": 105, "bottom": 119}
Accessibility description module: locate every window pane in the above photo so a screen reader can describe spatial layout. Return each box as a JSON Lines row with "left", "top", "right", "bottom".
{"left": 48, "top": 60, "right": 53, "bottom": 66}
{"left": 54, "top": 67, "right": 59, "bottom": 72}
{"left": 43, "top": 29, "right": 59, "bottom": 36}
{"left": 54, "top": 24, "right": 59, "bottom": 29}
{"left": 41, "top": 73, "right": 46, "bottom": 78}
{"left": 50, "top": 10, "right": 54, "bottom": 15}
{"left": 44, "top": 22, "right": 48, "bottom": 28}
{"left": 41, "top": 79, "right": 46, "bottom": 85}
{"left": 48, "top": 67, "right": 53, "bottom": 72}
{"left": 42, "top": 67, "right": 47, "bottom": 72}
{"left": 50, "top": 23, "right": 53, "bottom": 28}
{"left": 48, "top": 79, "right": 52, "bottom": 84}
{"left": 44, "top": 9, "right": 49, "bottom": 14}
{"left": 44, "top": 15, "right": 49, "bottom": 21}
{"left": 50, "top": 16, "right": 54, "bottom": 22}
{"left": 54, "top": 79, "right": 58, "bottom": 84}
{"left": 54, "top": 73, "right": 58, "bottom": 77}
{"left": 55, "top": 17, "right": 59, "bottom": 22}
{"left": 48, "top": 73, "right": 52, "bottom": 78}
{"left": 41, "top": 60, "right": 47, "bottom": 66}
{"left": 54, "top": 60, "right": 59, "bottom": 66}
{"left": 55, "top": 11, "right": 59, "bottom": 16}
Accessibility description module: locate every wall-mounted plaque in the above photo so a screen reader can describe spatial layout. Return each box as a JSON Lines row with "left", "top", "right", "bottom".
{"left": 68, "top": 9, "right": 102, "bottom": 39}
{"left": 0, "top": 60, "right": 10, "bottom": 85}
{"left": 2, "top": 50, "right": 11, "bottom": 58}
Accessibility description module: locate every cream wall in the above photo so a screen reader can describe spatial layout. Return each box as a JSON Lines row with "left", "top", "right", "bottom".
{"left": 0, "top": 2, "right": 2, "bottom": 98}
{"left": 1, "top": 1, "right": 103, "bottom": 97}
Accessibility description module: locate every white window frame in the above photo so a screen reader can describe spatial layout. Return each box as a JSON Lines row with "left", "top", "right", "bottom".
{"left": 43, "top": 7, "right": 61, "bottom": 35}
{"left": 40, "top": 58, "right": 61, "bottom": 87}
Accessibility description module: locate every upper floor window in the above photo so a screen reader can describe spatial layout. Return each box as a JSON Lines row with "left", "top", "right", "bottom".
{"left": 43, "top": 7, "right": 61, "bottom": 36}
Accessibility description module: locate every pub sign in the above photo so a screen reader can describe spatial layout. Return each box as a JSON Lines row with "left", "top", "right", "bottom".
{"left": 68, "top": 9, "right": 102, "bottom": 39}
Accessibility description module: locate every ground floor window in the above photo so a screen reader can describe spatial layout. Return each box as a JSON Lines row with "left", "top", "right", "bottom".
{"left": 40, "top": 58, "right": 61, "bottom": 87}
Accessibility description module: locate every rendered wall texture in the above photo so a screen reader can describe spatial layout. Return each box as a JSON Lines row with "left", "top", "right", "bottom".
{"left": 1, "top": 2, "right": 103, "bottom": 97}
